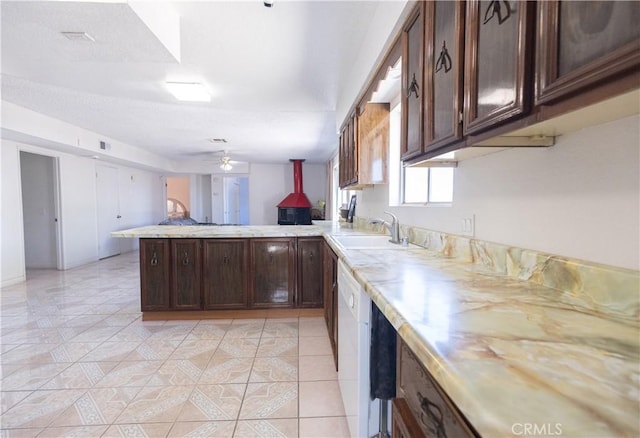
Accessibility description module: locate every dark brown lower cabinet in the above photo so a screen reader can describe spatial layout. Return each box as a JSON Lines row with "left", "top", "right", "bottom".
{"left": 140, "top": 238, "right": 170, "bottom": 311}
{"left": 250, "top": 238, "right": 296, "bottom": 308}
{"left": 203, "top": 239, "right": 248, "bottom": 309}
{"left": 323, "top": 242, "right": 339, "bottom": 368}
{"left": 297, "top": 237, "right": 324, "bottom": 307}
{"left": 170, "top": 239, "right": 202, "bottom": 310}
{"left": 395, "top": 336, "right": 478, "bottom": 438}
{"left": 139, "top": 237, "right": 325, "bottom": 312}
{"left": 392, "top": 398, "right": 426, "bottom": 438}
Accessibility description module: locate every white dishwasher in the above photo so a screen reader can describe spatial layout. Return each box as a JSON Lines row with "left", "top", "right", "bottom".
{"left": 337, "top": 259, "right": 380, "bottom": 438}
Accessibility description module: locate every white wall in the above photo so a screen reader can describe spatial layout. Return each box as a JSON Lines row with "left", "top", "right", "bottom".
{"left": 249, "top": 162, "right": 327, "bottom": 225}
{"left": 1, "top": 141, "right": 27, "bottom": 286}
{"left": 1, "top": 140, "right": 166, "bottom": 285}
{"left": 355, "top": 115, "right": 640, "bottom": 271}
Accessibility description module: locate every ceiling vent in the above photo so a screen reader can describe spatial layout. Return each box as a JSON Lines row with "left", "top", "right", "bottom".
{"left": 61, "top": 32, "right": 95, "bottom": 42}
{"left": 209, "top": 138, "right": 227, "bottom": 143}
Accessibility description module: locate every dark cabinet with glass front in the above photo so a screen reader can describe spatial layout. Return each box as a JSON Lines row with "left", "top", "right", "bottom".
{"left": 536, "top": 0, "right": 640, "bottom": 105}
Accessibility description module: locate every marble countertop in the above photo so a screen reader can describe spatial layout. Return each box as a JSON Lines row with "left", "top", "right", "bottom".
{"left": 115, "top": 223, "right": 639, "bottom": 436}
{"left": 111, "top": 224, "right": 325, "bottom": 238}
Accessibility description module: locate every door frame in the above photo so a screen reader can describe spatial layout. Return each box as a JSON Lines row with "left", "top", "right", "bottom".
{"left": 17, "top": 149, "right": 64, "bottom": 270}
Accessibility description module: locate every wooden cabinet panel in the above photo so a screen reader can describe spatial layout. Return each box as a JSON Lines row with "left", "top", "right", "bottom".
{"left": 202, "top": 239, "right": 248, "bottom": 309}
{"left": 397, "top": 337, "right": 478, "bottom": 437}
{"left": 250, "top": 238, "right": 295, "bottom": 308}
{"left": 170, "top": 239, "right": 202, "bottom": 310}
{"left": 536, "top": 1, "right": 640, "bottom": 104}
{"left": 323, "top": 242, "right": 338, "bottom": 369}
{"left": 339, "top": 113, "right": 358, "bottom": 188}
{"left": 401, "top": 2, "right": 425, "bottom": 160}
{"left": 464, "top": 0, "right": 534, "bottom": 135}
{"left": 392, "top": 398, "right": 426, "bottom": 438}
{"left": 358, "top": 103, "right": 390, "bottom": 185}
{"left": 424, "top": 0, "right": 465, "bottom": 152}
{"left": 140, "top": 238, "right": 170, "bottom": 311}
{"left": 297, "top": 237, "right": 323, "bottom": 308}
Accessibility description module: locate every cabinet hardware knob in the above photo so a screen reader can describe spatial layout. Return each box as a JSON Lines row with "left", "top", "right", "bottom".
{"left": 417, "top": 391, "right": 447, "bottom": 438}
{"left": 483, "top": 0, "right": 511, "bottom": 25}
{"left": 223, "top": 255, "right": 229, "bottom": 264}
{"left": 182, "top": 251, "right": 189, "bottom": 266}
{"left": 407, "top": 73, "right": 420, "bottom": 98}
{"left": 435, "top": 41, "right": 452, "bottom": 73}
{"left": 150, "top": 251, "right": 158, "bottom": 266}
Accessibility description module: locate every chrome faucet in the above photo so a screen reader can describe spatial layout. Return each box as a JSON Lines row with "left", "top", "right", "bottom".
{"left": 369, "top": 211, "right": 401, "bottom": 244}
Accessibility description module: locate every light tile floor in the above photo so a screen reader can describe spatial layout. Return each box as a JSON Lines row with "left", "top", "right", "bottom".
{"left": 0, "top": 252, "right": 349, "bottom": 437}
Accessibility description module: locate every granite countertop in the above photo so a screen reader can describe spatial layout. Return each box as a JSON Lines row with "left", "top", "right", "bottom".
{"left": 114, "top": 223, "right": 639, "bottom": 436}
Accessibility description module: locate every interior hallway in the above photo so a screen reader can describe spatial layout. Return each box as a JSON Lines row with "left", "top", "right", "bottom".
{"left": 0, "top": 251, "right": 349, "bottom": 437}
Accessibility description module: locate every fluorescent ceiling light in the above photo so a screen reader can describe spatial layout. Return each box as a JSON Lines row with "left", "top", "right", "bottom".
{"left": 166, "top": 82, "right": 210, "bottom": 102}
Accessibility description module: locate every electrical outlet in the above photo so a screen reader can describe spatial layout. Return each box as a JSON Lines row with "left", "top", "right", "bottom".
{"left": 461, "top": 215, "right": 475, "bottom": 237}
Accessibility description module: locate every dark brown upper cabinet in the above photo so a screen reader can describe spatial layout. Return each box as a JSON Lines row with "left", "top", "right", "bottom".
{"left": 401, "top": 2, "right": 425, "bottom": 160}
{"left": 170, "top": 239, "right": 202, "bottom": 310}
{"left": 463, "top": 0, "right": 534, "bottom": 135}
{"left": 424, "top": 0, "right": 466, "bottom": 153}
{"left": 536, "top": 1, "right": 640, "bottom": 105}
{"left": 339, "top": 112, "right": 358, "bottom": 188}
{"left": 140, "top": 238, "right": 170, "bottom": 311}
{"left": 250, "top": 238, "right": 296, "bottom": 308}
{"left": 202, "top": 239, "right": 248, "bottom": 310}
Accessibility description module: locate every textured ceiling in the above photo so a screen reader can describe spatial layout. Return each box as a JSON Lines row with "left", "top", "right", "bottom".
{"left": 1, "top": 1, "right": 382, "bottom": 164}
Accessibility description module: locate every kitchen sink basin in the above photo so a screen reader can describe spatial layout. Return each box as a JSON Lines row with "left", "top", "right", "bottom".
{"left": 332, "top": 234, "right": 418, "bottom": 249}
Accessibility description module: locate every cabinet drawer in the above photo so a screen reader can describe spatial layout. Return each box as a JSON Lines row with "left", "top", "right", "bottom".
{"left": 397, "top": 338, "right": 477, "bottom": 438}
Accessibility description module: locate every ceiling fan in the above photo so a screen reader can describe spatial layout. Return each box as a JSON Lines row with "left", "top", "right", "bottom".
{"left": 188, "top": 149, "right": 237, "bottom": 171}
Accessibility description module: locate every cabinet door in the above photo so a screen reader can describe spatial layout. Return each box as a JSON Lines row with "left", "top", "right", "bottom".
{"left": 170, "top": 239, "right": 202, "bottom": 310}
{"left": 323, "top": 242, "right": 339, "bottom": 369}
{"left": 401, "top": 2, "right": 424, "bottom": 160}
{"left": 392, "top": 399, "right": 426, "bottom": 438}
{"left": 425, "top": 0, "right": 465, "bottom": 152}
{"left": 464, "top": 0, "right": 534, "bottom": 135}
{"left": 358, "top": 103, "right": 390, "bottom": 185}
{"left": 140, "top": 239, "right": 170, "bottom": 311}
{"left": 250, "top": 238, "right": 295, "bottom": 308}
{"left": 339, "top": 126, "right": 347, "bottom": 188}
{"left": 297, "top": 237, "right": 324, "bottom": 308}
{"left": 202, "top": 239, "right": 248, "bottom": 309}
{"left": 536, "top": 1, "right": 640, "bottom": 104}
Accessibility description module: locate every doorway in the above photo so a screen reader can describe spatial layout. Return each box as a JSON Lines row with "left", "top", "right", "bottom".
{"left": 223, "top": 176, "right": 249, "bottom": 225}
{"left": 19, "top": 151, "right": 60, "bottom": 269}
{"left": 166, "top": 176, "right": 191, "bottom": 219}
{"left": 96, "top": 164, "right": 121, "bottom": 259}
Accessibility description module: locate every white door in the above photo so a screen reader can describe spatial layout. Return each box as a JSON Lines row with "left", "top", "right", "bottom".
{"left": 96, "top": 164, "right": 121, "bottom": 259}
{"left": 20, "top": 152, "right": 59, "bottom": 269}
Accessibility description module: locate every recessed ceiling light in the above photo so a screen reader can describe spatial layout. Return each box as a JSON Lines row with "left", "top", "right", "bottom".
{"left": 61, "top": 31, "right": 95, "bottom": 42}
{"left": 166, "top": 82, "right": 211, "bottom": 102}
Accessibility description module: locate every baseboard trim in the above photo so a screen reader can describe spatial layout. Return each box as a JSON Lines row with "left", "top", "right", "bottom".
{"left": 142, "top": 308, "right": 324, "bottom": 321}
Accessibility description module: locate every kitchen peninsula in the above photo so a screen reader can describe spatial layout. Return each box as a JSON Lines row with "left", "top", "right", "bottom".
{"left": 113, "top": 222, "right": 639, "bottom": 437}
